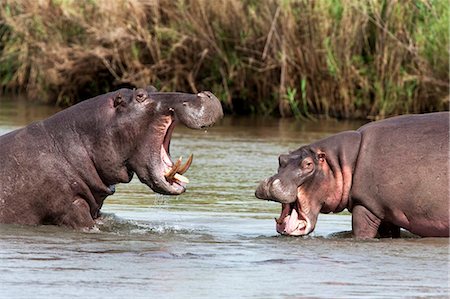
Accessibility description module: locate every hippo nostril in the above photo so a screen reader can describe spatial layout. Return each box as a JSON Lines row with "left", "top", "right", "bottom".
{"left": 272, "top": 178, "right": 282, "bottom": 188}
{"left": 198, "top": 91, "right": 214, "bottom": 99}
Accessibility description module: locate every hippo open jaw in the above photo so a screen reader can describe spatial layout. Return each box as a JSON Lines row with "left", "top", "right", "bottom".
{"left": 160, "top": 119, "right": 193, "bottom": 188}
{"left": 275, "top": 200, "right": 312, "bottom": 236}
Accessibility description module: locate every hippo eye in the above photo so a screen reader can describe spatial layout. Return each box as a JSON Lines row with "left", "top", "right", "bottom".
{"left": 302, "top": 161, "right": 312, "bottom": 168}
{"left": 300, "top": 157, "right": 314, "bottom": 171}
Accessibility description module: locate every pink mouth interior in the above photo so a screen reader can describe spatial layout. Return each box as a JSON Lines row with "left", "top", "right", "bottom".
{"left": 160, "top": 119, "right": 189, "bottom": 188}
{"left": 276, "top": 201, "right": 310, "bottom": 236}
{"left": 161, "top": 120, "right": 175, "bottom": 172}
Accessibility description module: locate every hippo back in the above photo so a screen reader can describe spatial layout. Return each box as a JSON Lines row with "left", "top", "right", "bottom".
{"left": 352, "top": 112, "right": 449, "bottom": 236}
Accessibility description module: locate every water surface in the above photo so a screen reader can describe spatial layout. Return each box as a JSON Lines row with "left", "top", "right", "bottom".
{"left": 0, "top": 98, "right": 448, "bottom": 298}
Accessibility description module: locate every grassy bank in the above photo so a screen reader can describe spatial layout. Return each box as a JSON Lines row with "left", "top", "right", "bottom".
{"left": 0, "top": 0, "right": 448, "bottom": 119}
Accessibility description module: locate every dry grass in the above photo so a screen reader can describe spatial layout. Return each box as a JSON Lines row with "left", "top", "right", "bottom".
{"left": 0, "top": 0, "right": 448, "bottom": 118}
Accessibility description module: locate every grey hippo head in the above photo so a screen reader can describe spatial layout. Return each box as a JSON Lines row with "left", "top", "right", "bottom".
{"left": 255, "top": 147, "right": 331, "bottom": 236}
{"left": 88, "top": 86, "right": 223, "bottom": 195}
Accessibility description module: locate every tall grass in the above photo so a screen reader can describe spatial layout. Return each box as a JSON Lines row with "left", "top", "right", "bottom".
{"left": 0, "top": 0, "right": 448, "bottom": 119}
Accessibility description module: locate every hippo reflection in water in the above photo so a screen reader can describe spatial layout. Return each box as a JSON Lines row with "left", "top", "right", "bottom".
{"left": 0, "top": 87, "right": 223, "bottom": 229}
{"left": 256, "top": 112, "right": 449, "bottom": 238}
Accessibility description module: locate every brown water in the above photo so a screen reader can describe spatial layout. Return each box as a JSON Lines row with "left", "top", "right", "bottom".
{"left": 0, "top": 98, "right": 449, "bottom": 298}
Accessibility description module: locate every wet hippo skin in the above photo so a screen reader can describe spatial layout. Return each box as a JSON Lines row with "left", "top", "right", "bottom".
{"left": 256, "top": 112, "right": 449, "bottom": 238}
{"left": 0, "top": 87, "right": 223, "bottom": 229}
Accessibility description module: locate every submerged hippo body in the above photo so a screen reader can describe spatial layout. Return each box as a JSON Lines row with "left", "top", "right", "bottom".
{"left": 0, "top": 87, "right": 223, "bottom": 228}
{"left": 256, "top": 112, "right": 449, "bottom": 238}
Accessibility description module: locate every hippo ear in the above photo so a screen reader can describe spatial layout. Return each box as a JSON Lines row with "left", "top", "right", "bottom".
{"left": 133, "top": 88, "right": 157, "bottom": 105}
{"left": 135, "top": 91, "right": 145, "bottom": 103}
{"left": 113, "top": 93, "right": 125, "bottom": 108}
{"left": 317, "top": 153, "right": 326, "bottom": 162}
{"left": 132, "top": 88, "right": 151, "bottom": 103}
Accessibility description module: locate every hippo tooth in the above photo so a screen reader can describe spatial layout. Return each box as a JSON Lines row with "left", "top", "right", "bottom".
{"left": 275, "top": 217, "right": 281, "bottom": 224}
{"left": 297, "top": 221, "right": 307, "bottom": 230}
{"left": 174, "top": 173, "right": 189, "bottom": 183}
{"left": 164, "top": 167, "right": 176, "bottom": 179}
{"left": 178, "top": 154, "right": 193, "bottom": 175}
{"left": 165, "top": 157, "right": 182, "bottom": 178}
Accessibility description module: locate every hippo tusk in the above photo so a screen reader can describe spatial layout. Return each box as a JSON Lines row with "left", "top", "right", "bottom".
{"left": 173, "top": 173, "right": 189, "bottom": 183}
{"left": 177, "top": 154, "right": 193, "bottom": 175}
{"left": 164, "top": 155, "right": 192, "bottom": 183}
{"left": 165, "top": 156, "right": 182, "bottom": 179}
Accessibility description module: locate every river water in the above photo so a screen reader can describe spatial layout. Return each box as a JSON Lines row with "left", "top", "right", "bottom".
{"left": 0, "top": 99, "right": 448, "bottom": 298}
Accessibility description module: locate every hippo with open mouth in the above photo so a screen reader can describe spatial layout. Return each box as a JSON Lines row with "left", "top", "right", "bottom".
{"left": 0, "top": 87, "right": 223, "bottom": 229}
{"left": 256, "top": 112, "right": 449, "bottom": 238}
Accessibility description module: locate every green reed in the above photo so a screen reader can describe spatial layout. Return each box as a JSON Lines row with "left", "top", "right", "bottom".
{"left": 0, "top": 0, "right": 448, "bottom": 119}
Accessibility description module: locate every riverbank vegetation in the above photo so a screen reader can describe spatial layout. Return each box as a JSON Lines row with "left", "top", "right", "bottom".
{"left": 0, "top": 0, "right": 448, "bottom": 119}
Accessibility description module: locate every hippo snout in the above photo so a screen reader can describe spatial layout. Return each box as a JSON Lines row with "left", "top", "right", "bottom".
{"left": 172, "top": 91, "right": 223, "bottom": 129}
{"left": 255, "top": 177, "right": 297, "bottom": 204}
{"left": 255, "top": 178, "right": 271, "bottom": 200}
{"left": 196, "top": 91, "right": 224, "bottom": 125}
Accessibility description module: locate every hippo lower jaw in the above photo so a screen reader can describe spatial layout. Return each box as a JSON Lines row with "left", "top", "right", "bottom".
{"left": 160, "top": 120, "right": 191, "bottom": 183}
{"left": 155, "top": 119, "right": 193, "bottom": 194}
{"left": 137, "top": 117, "right": 194, "bottom": 195}
{"left": 255, "top": 177, "right": 315, "bottom": 236}
{"left": 276, "top": 200, "right": 313, "bottom": 236}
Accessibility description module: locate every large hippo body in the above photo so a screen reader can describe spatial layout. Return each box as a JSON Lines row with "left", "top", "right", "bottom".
{"left": 0, "top": 87, "right": 223, "bottom": 229}
{"left": 256, "top": 112, "right": 449, "bottom": 238}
